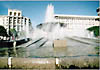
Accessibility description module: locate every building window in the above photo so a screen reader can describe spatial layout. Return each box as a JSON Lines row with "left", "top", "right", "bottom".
{"left": 14, "top": 20, "right": 16, "bottom": 24}
{"left": 9, "top": 17, "right": 12, "bottom": 21}
{"left": 9, "top": 12, "right": 12, "bottom": 15}
{"left": 14, "top": 25, "right": 16, "bottom": 27}
{"left": 55, "top": 16, "right": 58, "bottom": 18}
{"left": 14, "top": 17, "right": 16, "bottom": 19}
{"left": 18, "top": 13, "right": 20, "bottom": 16}
{"left": 25, "top": 18, "right": 27, "bottom": 23}
{"left": 18, "top": 20, "right": 20, "bottom": 23}
{"left": 6, "top": 19, "right": 8, "bottom": 21}
{"left": 18, "top": 17, "right": 20, "bottom": 19}
{"left": 29, "top": 19, "right": 31, "bottom": 23}
{"left": 14, "top": 12, "right": 16, "bottom": 16}
{"left": 18, "top": 25, "right": 20, "bottom": 31}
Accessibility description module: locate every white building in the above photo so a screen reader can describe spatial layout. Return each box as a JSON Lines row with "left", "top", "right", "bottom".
{"left": 54, "top": 14, "right": 99, "bottom": 37}
{"left": 45, "top": 4, "right": 99, "bottom": 38}
{"left": 0, "top": 9, "right": 32, "bottom": 38}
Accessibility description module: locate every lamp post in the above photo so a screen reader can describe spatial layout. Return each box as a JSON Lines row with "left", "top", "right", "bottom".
{"left": 95, "top": 7, "right": 100, "bottom": 21}
{"left": 97, "top": 7, "right": 100, "bottom": 16}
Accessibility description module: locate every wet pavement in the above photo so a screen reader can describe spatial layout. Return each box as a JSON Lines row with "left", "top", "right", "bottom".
{"left": 0, "top": 37, "right": 99, "bottom": 58}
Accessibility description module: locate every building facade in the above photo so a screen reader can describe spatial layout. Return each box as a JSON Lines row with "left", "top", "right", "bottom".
{"left": 0, "top": 9, "right": 32, "bottom": 38}
{"left": 54, "top": 14, "right": 99, "bottom": 37}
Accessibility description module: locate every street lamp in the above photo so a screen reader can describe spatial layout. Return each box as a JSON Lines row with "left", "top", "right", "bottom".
{"left": 95, "top": 7, "right": 100, "bottom": 21}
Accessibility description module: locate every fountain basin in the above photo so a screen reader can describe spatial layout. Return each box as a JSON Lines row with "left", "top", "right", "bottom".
{"left": 0, "top": 56, "right": 99, "bottom": 69}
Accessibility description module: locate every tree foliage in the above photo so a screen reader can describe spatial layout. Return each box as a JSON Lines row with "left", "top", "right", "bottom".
{"left": 87, "top": 26, "right": 99, "bottom": 37}
{"left": 0, "top": 25, "right": 8, "bottom": 36}
{"left": 9, "top": 28, "right": 18, "bottom": 38}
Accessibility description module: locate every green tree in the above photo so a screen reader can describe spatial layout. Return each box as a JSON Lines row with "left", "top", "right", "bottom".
{"left": 0, "top": 25, "right": 8, "bottom": 40}
{"left": 87, "top": 26, "right": 99, "bottom": 37}
{"left": 9, "top": 28, "right": 18, "bottom": 40}
{"left": 0, "top": 25, "right": 8, "bottom": 36}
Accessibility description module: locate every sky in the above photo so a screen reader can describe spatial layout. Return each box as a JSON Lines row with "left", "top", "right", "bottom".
{"left": 0, "top": 1, "right": 99, "bottom": 27}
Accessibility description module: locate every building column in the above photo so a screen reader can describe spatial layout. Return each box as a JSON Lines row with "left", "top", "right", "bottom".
{"left": 23, "top": 18, "right": 25, "bottom": 30}
{"left": 12, "top": 17, "right": 13, "bottom": 29}
{"left": 19, "top": 18, "right": 21, "bottom": 31}
{"left": 16, "top": 17, "right": 18, "bottom": 31}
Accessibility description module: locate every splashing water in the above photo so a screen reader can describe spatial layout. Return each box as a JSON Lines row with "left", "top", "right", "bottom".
{"left": 45, "top": 3, "right": 54, "bottom": 23}
{"left": 33, "top": 22, "right": 94, "bottom": 41}
{"left": 32, "top": 23, "right": 68, "bottom": 41}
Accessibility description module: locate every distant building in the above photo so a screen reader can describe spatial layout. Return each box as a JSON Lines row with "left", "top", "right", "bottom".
{"left": 54, "top": 14, "right": 99, "bottom": 37}
{"left": 0, "top": 9, "right": 32, "bottom": 38}
{"left": 45, "top": 4, "right": 99, "bottom": 38}
{"left": 54, "top": 14, "right": 99, "bottom": 29}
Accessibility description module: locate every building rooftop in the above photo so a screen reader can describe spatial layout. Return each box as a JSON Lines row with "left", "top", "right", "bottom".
{"left": 0, "top": 15, "right": 8, "bottom": 17}
{"left": 54, "top": 14, "right": 99, "bottom": 18}
{"left": 8, "top": 9, "right": 22, "bottom": 12}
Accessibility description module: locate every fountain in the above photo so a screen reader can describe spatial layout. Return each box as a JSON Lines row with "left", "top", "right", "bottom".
{"left": 39, "top": 3, "right": 94, "bottom": 39}
{"left": 0, "top": 3, "right": 98, "bottom": 58}
{"left": 0, "top": 3, "right": 99, "bottom": 69}
{"left": 45, "top": 3, "right": 54, "bottom": 23}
